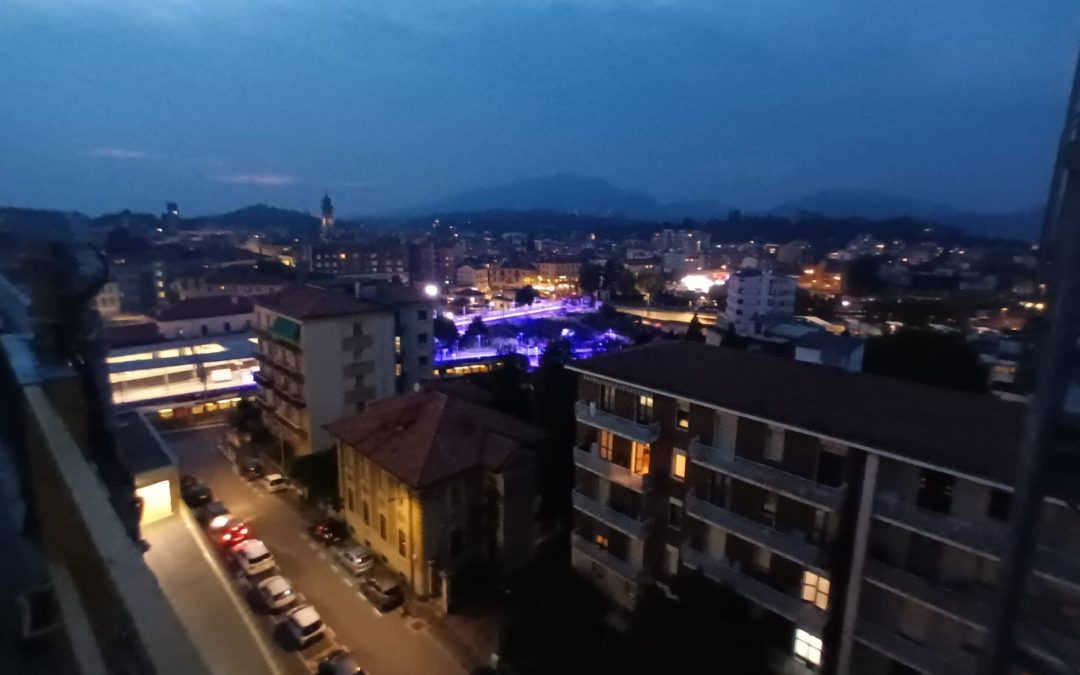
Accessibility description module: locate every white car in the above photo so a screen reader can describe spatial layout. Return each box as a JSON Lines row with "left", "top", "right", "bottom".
{"left": 232, "top": 539, "right": 276, "bottom": 577}
{"left": 337, "top": 544, "right": 375, "bottom": 576}
{"left": 263, "top": 473, "right": 287, "bottom": 493}
{"left": 256, "top": 575, "right": 296, "bottom": 610}
{"left": 285, "top": 604, "right": 326, "bottom": 648}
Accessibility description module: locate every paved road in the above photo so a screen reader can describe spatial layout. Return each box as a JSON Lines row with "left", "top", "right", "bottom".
{"left": 165, "top": 426, "right": 467, "bottom": 675}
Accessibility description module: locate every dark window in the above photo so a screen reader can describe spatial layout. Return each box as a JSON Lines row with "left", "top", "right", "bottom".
{"left": 600, "top": 384, "right": 615, "bottom": 411}
{"left": 398, "top": 530, "right": 407, "bottom": 556}
{"left": 676, "top": 400, "right": 690, "bottom": 430}
{"left": 450, "top": 528, "right": 463, "bottom": 557}
{"left": 224, "top": 321, "right": 231, "bottom": 332}
{"left": 419, "top": 355, "right": 428, "bottom": 367}
{"left": 817, "top": 449, "right": 846, "bottom": 488}
{"left": 418, "top": 332, "right": 428, "bottom": 344}
{"left": 904, "top": 533, "right": 944, "bottom": 582}
{"left": 362, "top": 501, "right": 370, "bottom": 525}
{"left": 417, "top": 310, "right": 427, "bottom": 321}
{"left": 347, "top": 488, "right": 355, "bottom": 512}
{"left": 916, "top": 469, "right": 955, "bottom": 514}
{"left": 988, "top": 489, "right": 1012, "bottom": 522}
{"left": 668, "top": 501, "right": 683, "bottom": 530}
{"left": 379, "top": 514, "right": 387, "bottom": 540}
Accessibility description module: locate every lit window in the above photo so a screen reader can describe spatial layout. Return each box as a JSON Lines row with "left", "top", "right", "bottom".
{"left": 801, "top": 571, "right": 830, "bottom": 610}
{"left": 676, "top": 400, "right": 690, "bottom": 430}
{"left": 394, "top": 336, "right": 402, "bottom": 354}
{"left": 637, "top": 394, "right": 653, "bottom": 423}
{"left": 398, "top": 530, "right": 407, "bottom": 557}
{"left": 672, "top": 448, "right": 687, "bottom": 480}
{"left": 598, "top": 430, "right": 614, "bottom": 461}
{"left": 632, "top": 442, "right": 651, "bottom": 475}
{"left": 594, "top": 533, "right": 609, "bottom": 549}
{"left": 793, "top": 629, "right": 823, "bottom": 666}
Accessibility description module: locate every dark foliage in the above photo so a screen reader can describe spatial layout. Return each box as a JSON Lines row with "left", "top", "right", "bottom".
{"left": 684, "top": 313, "right": 706, "bottom": 343}
{"left": 290, "top": 450, "right": 340, "bottom": 508}
{"left": 864, "top": 328, "right": 988, "bottom": 392}
{"left": 515, "top": 285, "right": 539, "bottom": 306}
{"left": 462, "top": 316, "right": 489, "bottom": 345}
{"left": 433, "top": 316, "right": 460, "bottom": 347}
{"left": 578, "top": 262, "right": 602, "bottom": 297}
{"left": 844, "top": 255, "right": 885, "bottom": 296}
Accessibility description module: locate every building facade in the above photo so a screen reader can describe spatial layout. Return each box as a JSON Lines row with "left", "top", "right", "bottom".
{"left": 567, "top": 342, "right": 1080, "bottom": 675}
{"left": 311, "top": 242, "right": 408, "bottom": 279}
{"left": 153, "top": 295, "right": 254, "bottom": 339}
{"left": 726, "top": 268, "right": 797, "bottom": 336}
{"left": 253, "top": 285, "right": 396, "bottom": 458}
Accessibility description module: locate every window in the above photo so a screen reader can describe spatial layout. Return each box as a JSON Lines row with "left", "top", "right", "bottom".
{"left": 450, "top": 528, "right": 463, "bottom": 557}
{"left": 637, "top": 394, "right": 653, "bottom": 424}
{"left": 793, "top": 629, "right": 823, "bottom": 666}
{"left": 598, "top": 430, "right": 614, "bottom": 461}
{"left": 600, "top": 384, "right": 615, "bottom": 411}
{"left": 398, "top": 530, "right": 407, "bottom": 557}
{"left": 362, "top": 501, "right": 370, "bottom": 525}
{"left": 379, "top": 514, "right": 387, "bottom": 540}
{"left": 672, "top": 448, "right": 687, "bottom": 480}
{"left": 668, "top": 498, "right": 683, "bottom": 530}
{"left": 224, "top": 321, "right": 231, "bottom": 332}
{"left": 917, "top": 469, "right": 955, "bottom": 514}
{"left": 419, "top": 355, "right": 428, "bottom": 367}
{"left": 418, "top": 332, "right": 428, "bottom": 344}
{"left": 417, "top": 310, "right": 427, "bottom": 321}
{"left": 765, "top": 427, "right": 785, "bottom": 462}
{"left": 664, "top": 545, "right": 680, "bottom": 577}
{"left": 988, "top": 488, "right": 1012, "bottom": 522}
{"left": 801, "top": 571, "right": 830, "bottom": 610}
{"left": 762, "top": 492, "right": 778, "bottom": 520}
{"left": 676, "top": 400, "right": 690, "bottom": 430}
{"left": 347, "top": 488, "right": 355, "bottom": 512}
{"left": 594, "top": 532, "right": 610, "bottom": 550}
{"left": 752, "top": 546, "right": 771, "bottom": 573}
{"left": 632, "top": 442, "right": 651, "bottom": 475}
{"left": 394, "top": 336, "right": 402, "bottom": 354}
{"left": 395, "top": 363, "right": 403, "bottom": 377}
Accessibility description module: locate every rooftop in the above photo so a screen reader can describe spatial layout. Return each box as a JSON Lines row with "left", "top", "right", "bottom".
{"left": 568, "top": 341, "right": 1024, "bottom": 487}
{"left": 257, "top": 285, "right": 385, "bottom": 320}
{"left": 325, "top": 389, "right": 545, "bottom": 488}
{"left": 155, "top": 295, "right": 255, "bottom": 322}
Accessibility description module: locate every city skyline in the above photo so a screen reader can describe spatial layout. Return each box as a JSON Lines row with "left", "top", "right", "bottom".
{"left": 2, "top": 1, "right": 1078, "bottom": 219}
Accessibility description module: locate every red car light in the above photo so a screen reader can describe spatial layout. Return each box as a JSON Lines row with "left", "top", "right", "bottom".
{"left": 222, "top": 533, "right": 231, "bottom": 541}
{"left": 240, "top": 527, "right": 249, "bottom": 535}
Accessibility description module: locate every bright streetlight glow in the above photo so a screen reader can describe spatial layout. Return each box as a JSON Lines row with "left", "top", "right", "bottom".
{"left": 423, "top": 284, "right": 439, "bottom": 297}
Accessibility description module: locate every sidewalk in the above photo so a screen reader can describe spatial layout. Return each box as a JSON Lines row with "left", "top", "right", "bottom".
{"left": 408, "top": 592, "right": 502, "bottom": 673}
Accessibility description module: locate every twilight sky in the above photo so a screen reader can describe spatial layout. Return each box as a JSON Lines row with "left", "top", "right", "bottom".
{"left": 1, "top": 0, "right": 1078, "bottom": 217}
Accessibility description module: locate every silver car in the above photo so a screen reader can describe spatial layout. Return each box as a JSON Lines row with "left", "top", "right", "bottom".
{"left": 256, "top": 575, "right": 296, "bottom": 610}
{"left": 337, "top": 544, "right": 375, "bottom": 575}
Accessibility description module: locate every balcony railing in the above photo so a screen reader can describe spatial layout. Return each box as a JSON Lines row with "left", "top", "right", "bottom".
{"left": 685, "top": 492, "right": 829, "bottom": 571}
{"left": 574, "top": 401, "right": 660, "bottom": 444}
{"left": 252, "top": 371, "right": 273, "bottom": 388}
{"left": 855, "top": 618, "right": 978, "bottom": 675}
{"left": 572, "top": 490, "right": 652, "bottom": 539}
{"left": 574, "top": 444, "right": 655, "bottom": 492}
{"left": 862, "top": 559, "right": 987, "bottom": 628}
{"left": 342, "top": 335, "right": 375, "bottom": 351}
{"left": 681, "top": 545, "right": 827, "bottom": 631}
{"left": 1033, "top": 544, "right": 1080, "bottom": 588}
{"left": 571, "top": 533, "right": 644, "bottom": 583}
{"left": 274, "top": 387, "right": 306, "bottom": 408}
{"left": 343, "top": 361, "right": 375, "bottom": 378}
{"left": 873, "top": 493, "right": 1007, "bottom": 556}
{"left": 344, "top": 386, "right": 375, "bottom": 405}
{"left": 689, "top": 439, "right": 846, "bottom": 511}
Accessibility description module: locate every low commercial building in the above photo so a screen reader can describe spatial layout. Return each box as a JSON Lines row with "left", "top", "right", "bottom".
{"left": 567, "top": 341, "right": 1079, "bottom": 675}
{"left": 154, "top": 295, "right": 254, "bottom": 339}
{"left": 327, "top": 388, "right": 543, "bottom": 601}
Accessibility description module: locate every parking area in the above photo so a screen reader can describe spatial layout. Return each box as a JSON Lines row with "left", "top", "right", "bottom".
{"left": 165, "top": 425, "right": 467, "bottom": 675}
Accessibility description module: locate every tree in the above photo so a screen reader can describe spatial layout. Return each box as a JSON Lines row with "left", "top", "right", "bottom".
{"left": 491, "top": 354, "right": 531, "bottom": 419}
{"left": 433, "top": 316, "right": 459, "bottom": 348}
{"left": 532, "top": 339, "right": 577, "bottom": 522}
{"left": 105, "top": 226, "right": 148, "bottom": 254}
{"left": 864, "top": 328, "right": 988, "bottom": 393}
{"left": 289, "top": 450, "right": 340, "bottom": 509}
{"left": 230, "top": 399, "right": 262, "bottom": 434}
{"left": 684, "top": 313, "right": 706, "bottom": 343}
{"left": 515, "top": 285, "right": 539, "bottom": 306}
{"left": 634, "top": 270, "right": 667, "bottom": 301}
{"left": 462, "top": 316, "right": 489, "bottom": 346}
{"left": 579, "top": 262, "right": 602, "bottom": 297}
{"left": 845, "top": 255, "right": 885, "bottom": 297}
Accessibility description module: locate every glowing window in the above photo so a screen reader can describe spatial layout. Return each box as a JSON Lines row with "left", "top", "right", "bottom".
{"left": 801, "top": 571, "right": 830, "bottom": 610}
{"left": 594, "top": 533, "right": 609, "bottom": 549}
{"left": 676, "top": 400, "right": 690, "bottom": 429}
{"left": 793, "top": 629, "right": 823, "bottom": 666}
{"left": 672, "top": 448, "right": 687, "bottom": 480}
{"left": 598, "top": 430, "right": 614, "bottom": 461}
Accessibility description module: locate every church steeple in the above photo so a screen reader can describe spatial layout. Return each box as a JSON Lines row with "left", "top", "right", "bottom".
{"left": 320, "top": 192, "right": 334, "bottom": 241}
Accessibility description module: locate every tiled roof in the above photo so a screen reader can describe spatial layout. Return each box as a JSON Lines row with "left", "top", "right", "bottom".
{"left": 256, "top": 285, "right": 384, "bottom": 320}
{"left": 568, "top": 341, "right": 1024, "bottom": 487}
{"left": 155, "top": 295, "right": 254, "bottom": 321}
{"left": 325, "top": 390, "right": 545, "bottom": 488}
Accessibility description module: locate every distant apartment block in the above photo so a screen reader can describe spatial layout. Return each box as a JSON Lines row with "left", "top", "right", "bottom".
{"left": 169, "top": 267, "right": 288, "bottom": 301}
{"left": 567, "top": 341, "right": 1080, "bottom": 675}
{"left": 726, "top": 268, "right": 797, "bottom": 336}
{"left": 253, "top": 285, "right": 396, "bottom": 458}
{"left": 93, "top": 280, "right": 123, "bottom": 318}
{"left": 311, "top": 242, "right": 407, "bottom": 279}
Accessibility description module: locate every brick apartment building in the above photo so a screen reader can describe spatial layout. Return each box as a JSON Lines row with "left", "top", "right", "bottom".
{"left": 567, "top": 341, "right": 1079, "bottom": 675}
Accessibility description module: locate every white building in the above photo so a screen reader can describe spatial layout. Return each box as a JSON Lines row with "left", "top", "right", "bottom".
{"left": 153, "top": 296, "right": 254, "bottom": 339}
{"left": 254, "top": 285, "right": 396, "bottom": 458}
{"left": 94, "top": 281, "right": 123, "bottom": 318}
{"left": 725, "top": 268, "right": 796, "bottom": 336}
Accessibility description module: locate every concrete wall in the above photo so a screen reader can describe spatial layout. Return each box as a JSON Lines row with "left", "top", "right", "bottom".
{"left": 156, "top": 311, "right": 252, "bottom": 340}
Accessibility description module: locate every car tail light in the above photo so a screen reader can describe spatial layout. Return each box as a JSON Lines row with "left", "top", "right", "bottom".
{"left": 222, "top": 533, "right": 231, "bottom": 541}
{"left": 240, "top": 527, "right": 249, "bottom": 535}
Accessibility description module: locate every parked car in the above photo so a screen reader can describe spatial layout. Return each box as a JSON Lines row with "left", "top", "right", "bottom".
{"left": 309, "top": 518, "right": 348, "bottom": 546}
{"left": 337, "top": 545, "right": 375, "bottom": 575}
{"left": 179, "top": 474, "right": 199, "bottom": 491}
{"left": 238, "top": 457, "right": 264, "bottom": 481}
{"left": 198, "top": 501, "right": 231, "bottom": 529}
{"left": 317, "top": 650, "right": 365, "bottom": 675}
{"left": 284, "top": 604, "right": 326, "bottom": 648}
{"left": 216, "top": 519, "right": 250, "bottom": 548}
{"left": 263, "top": 473, "right": 287, "bottom": 493}
{"left": 232, "top": 539, "right": 275, "bottom": 576}
{"left": 256, "top": 575, "right": 297, "bottom": 611}
{"left": 359, "top": 571, "right": 405, "bottom": 613}
{"left": 181, "top": 481, "right": 213, "bottom": 508}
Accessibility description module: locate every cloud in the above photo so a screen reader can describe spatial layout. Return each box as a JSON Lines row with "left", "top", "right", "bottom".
{"left": 91, "top": 147, "right": 149, "bottom": 160}
{"left": 214, "top": 173, "right": 297, "bottom": 186}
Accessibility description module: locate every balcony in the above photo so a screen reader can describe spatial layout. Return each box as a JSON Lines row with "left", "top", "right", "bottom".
{"left": 862, "top": 559, "right": 987, "bottom": 628}
{"left": 873, "top": 493, "right": 1006, "bottom": 557}
{"left": 690, "top": 439, "right": 846, "bottom": 511}
{"left": 274, "top": 386, "right": 306, "bottom": 408}
{"left": 855, "top": 619, "right": 978, "bottom": 675}
{"left": 252, "top": 370, "right": 273, "bottom": 389}
{"left": 342, "top": 334, "right": 375, "bottom": 351}
{"left": 685, "top": 492, "right": 829, "bottom": 571}
{"left": 682, "top": 546, "right": 827, "bottom": 631}
{"left": 1033, "top": 545, "right": 1080, "bottom": 588}
{"left": 343, "top": 361, "right": 375, "bottom": 378}
{"left": 574, "top": 444, "right": 655, "bottom": 492}
{"left": 575, "top": 401, "right": 660, "bottom": 444}
{"left": 572, "top": 490, "right": 652, "bottom": 539}
{"left": 571, "top": 534, "right": 644, "bottom": 583}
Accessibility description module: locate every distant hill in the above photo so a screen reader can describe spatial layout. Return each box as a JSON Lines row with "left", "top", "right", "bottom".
{"left": 185, "top": 203, "right": 319, "bottom": 239}
{"left": 383, "top": 174, "right": 733, "bottom": 222}
{"left": 771, "top": 190, "right": 1041, "bottom": 241}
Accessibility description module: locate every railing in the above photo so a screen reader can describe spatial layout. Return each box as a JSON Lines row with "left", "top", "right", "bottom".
{"left": 855, "top": 618, "right": 978, "bottom": 675}
{"left": 343, "top": 361, "right": 375, "bottom": 378}
{"left": 571, "top": 534, "right": 644, "bottom": 582}
{"left": 574, "top": 401, "right": 660, "bottom": 443}
{"left": 873, "top": 493, "right": 1007, "bottom": 556}
{"left": 862, "top": 559, "right": 987, "bottom": 628}
{"left": 1033, "top": 544, "right": 1080, "bottom": 588}
{"left": 273, "top": 385, "right": 306, "bottom": 408}
{"left": 689, "top": 439, "right": 846, "bottom": 510}
{"left": 681, "top": 546, "right": 826, "bottom": 631}
{"left": 344, "top": 386, "right": 375, "bottom": 405}
{"left": 685, "top": 492, "right": 829, "bottom": 571}
{"left": 572, "top": 490, "right": 652, "bottom": 539}
{"left": 252, "top": 371, "right": 273, "bottom": 388}
{"left": 341, "top": 335, "right": 375, "bottom": 351}
{"left": 574, "top": 444, "right": 655, "bottom": 492}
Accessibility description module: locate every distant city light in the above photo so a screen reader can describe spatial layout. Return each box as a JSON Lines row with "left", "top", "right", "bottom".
{"left": 680, "top": 275, "right": 723, "bottom": 293}
{"left": 423, "top": 284, "right": 439, "bottom": 297}
{"left": 443, "top": 311, "right": 455, "bottom": 320}
{"left": 841, "top": 300, "right": 851, "bottom": 307}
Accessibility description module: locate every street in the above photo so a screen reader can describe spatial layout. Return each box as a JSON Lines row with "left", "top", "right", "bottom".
{"left": 165, "top": 425, "right": 468, "bottom": 675}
